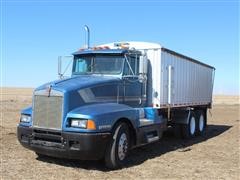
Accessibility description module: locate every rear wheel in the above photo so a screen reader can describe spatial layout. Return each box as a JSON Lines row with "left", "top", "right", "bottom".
{"left": 104, "top": 123, "right": 130, "bottom": 169}
{"left": 182, "top": 112, "right": 196, "bottom": 139}
{"left": 196, "top": 111, "right": 207, "bottom": 135}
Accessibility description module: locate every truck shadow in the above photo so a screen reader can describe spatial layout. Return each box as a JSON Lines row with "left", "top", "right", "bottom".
{"left": 36, "top": 124, "right": 232, "bottom": 171}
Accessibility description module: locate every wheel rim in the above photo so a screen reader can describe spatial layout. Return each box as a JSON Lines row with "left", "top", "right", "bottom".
{"left": 118, "top": 133, "right": 128, "bottom": 161}
{"left": 199, "top": 115, "right": 204, "bottom": 132}
{"left": 190, "top": 116, "right": 196, "bottom": 135}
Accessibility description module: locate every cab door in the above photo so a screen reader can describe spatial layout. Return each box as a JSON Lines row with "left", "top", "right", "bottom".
{"left": 122, "top": 55, "right": 145, "bottom": 107}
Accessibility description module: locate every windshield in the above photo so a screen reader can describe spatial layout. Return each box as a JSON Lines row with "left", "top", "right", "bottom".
{"left": 72, "top": 55, "right": 124, "bottom": 75}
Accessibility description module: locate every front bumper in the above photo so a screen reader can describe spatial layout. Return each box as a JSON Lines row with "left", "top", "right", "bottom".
{"left": 17, "top": 125, "right": 111, "bottom": 160}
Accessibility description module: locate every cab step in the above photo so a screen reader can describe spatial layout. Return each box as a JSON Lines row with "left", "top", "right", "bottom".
{"left": 139, "top": 118, "right": 154, "bottom": 127}
{"left": 147, "top": 135, "right": 159, "bottom": 143}
{"left": 146, "top": 131, "right": 159, "bottom": 143}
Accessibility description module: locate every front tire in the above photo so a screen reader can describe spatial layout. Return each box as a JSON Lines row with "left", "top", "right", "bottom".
{"left": 104, "top": 123, "right": 130, "bottom": 169}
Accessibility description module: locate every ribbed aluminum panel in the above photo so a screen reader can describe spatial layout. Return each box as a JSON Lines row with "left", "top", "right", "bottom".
{"left": 159, "top": 50, "right": 214, "bottom": 107}
{"left": 33, "top": 95, "right": 63, "bottom": 130}
{"left": 141, "top": 47, "right": 214, "bottom": 107}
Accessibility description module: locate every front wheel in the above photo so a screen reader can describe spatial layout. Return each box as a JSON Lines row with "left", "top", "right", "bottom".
{"left": 104, "top": 123, "right": 130, "bottom": 169}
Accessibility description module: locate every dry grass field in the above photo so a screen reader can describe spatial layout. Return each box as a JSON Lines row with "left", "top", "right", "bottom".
{"left": 1, "top": 88, "right": 239, "bottom": 179}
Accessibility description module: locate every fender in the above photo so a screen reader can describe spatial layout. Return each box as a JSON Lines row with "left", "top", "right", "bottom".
{"left": 21, "top": 106, "right": 32, "bottom": 116}
{"left": 64, "top": 103, "right": 138, "bottom": 133}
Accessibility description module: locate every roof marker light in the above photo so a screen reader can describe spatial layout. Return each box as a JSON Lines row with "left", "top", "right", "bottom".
{"left": 114, "top": 42, "right": 130, "bottom": 49}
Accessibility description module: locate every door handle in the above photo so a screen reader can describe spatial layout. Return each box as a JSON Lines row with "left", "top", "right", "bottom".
{"left": 139, "top": 97, "right": 142, "bottom": 105}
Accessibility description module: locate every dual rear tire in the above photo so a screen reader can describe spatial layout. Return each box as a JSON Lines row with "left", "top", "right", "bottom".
{"left": 196, "top": 113, "right": 206, "bottom": 135}
{"left": 182, "top": 112, "right": 197, "bottom": 138}
{"left": 174, "top": 110, "right": 206, "bottom": 139}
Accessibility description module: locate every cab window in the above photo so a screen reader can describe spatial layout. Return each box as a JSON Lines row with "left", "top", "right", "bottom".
{"left": 123, "top": 55, "right": 139, "bottom": 76}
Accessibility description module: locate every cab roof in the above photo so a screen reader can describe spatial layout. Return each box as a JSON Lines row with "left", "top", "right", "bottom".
{"left": 72, "top": 49, "right": 140, "bottom": 56}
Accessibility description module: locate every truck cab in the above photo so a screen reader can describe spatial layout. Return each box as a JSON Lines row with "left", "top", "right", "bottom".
{"left": 72, "top": 48, "right": 147, "bottom": 107}
{"left": 17, "top": 43, "right": 167, "bottom": 169}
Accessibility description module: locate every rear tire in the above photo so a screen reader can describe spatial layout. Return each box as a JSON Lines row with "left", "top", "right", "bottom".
{"left": 104, "top": 123, "right": 130, "bottom": 169}
{"left": 182, "top": 112, "right": 196, "bottom": 139}
{"left": 196, "top": 111, "right": 207, "bottom": 136}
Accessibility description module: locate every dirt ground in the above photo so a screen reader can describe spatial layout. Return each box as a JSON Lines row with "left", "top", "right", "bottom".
{"left": 1, "top": 88, "right": 239, "bottom": 179}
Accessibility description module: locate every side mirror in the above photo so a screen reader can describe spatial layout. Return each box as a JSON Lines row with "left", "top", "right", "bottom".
{"left": 58, "top": 56, "right": 73, "bottom": 79}
{"left": 139, "top": 55, "right": 148, "bottom": 75}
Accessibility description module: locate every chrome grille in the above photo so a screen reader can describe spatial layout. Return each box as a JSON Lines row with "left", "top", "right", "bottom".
{"left": 33, "top": 94, "right": 63, "bottom": 130}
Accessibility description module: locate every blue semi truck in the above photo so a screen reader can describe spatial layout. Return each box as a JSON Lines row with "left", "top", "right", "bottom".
{"left": 17, "top": 40, "right": 215, "bottom": 169}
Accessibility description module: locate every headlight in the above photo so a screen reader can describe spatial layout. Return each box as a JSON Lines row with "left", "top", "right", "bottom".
{"left": 20, "top": 114, "right": 31, "bottom": 123}
{"left": 70, "top": 119, "right": 96, "bottom": 130}
{"left": 71, "top": 119, "right": 88, "bottom": 128}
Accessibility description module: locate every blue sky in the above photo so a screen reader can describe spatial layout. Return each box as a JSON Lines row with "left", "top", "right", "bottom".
{"left": 1, "top": 0, "right": 239, "bottom": 95}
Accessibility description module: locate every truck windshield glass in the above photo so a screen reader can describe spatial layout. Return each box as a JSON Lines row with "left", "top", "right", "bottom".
{"left": 73, "top": 55, "right": 124, "bottom": 75}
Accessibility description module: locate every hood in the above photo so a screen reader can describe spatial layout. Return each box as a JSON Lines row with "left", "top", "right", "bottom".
{"left": 35, "top": 75, "right": 121, "bottom": 93}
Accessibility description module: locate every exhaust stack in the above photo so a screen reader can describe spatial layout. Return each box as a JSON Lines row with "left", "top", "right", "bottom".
{"left": 84, "top": 25, "right": 90, "bottom": 49}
